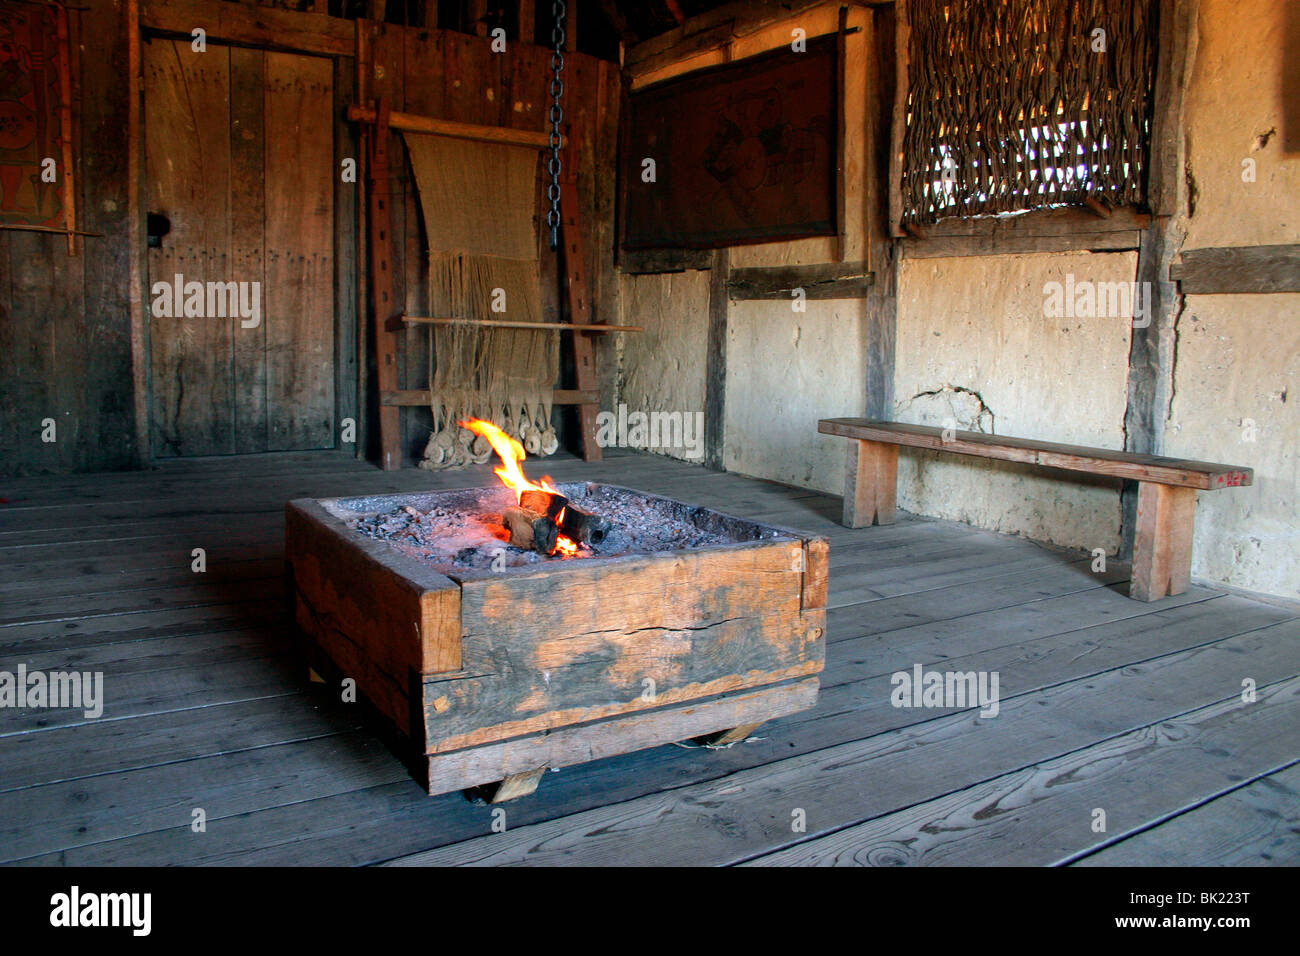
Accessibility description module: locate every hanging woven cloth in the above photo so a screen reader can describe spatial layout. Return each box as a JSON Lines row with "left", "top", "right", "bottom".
{"left": 402, "top": 133, "right": 560, "bottom": 469}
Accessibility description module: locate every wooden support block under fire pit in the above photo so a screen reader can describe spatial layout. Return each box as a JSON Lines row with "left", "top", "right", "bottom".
{"left": 286, "top": 485, "right": 827, "bottom": 799}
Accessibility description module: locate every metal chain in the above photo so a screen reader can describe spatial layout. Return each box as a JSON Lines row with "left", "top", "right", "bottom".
{"left": 546, "top": 0, "right": 567, "bottom": 250}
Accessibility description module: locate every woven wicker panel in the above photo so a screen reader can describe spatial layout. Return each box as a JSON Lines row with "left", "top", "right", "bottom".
{"left": 901, "top": 0, "right": 1156, "bottom": 225}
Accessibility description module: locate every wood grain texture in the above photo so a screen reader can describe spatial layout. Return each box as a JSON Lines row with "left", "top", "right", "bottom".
{"left": 819, "top": 418, "right": 1253, "bottom": 490}
{"left": 145, "top": 39, "right": 234, "bottom": 457}
{"left": 380, "top": 621, "right": 1300, "bottom": 866}
{"left": 424, "top": 538, "right": 822, "bottom": 753}
{"left": 1171, "top": 243, "right": 1300, "bottom": 294}
{"left": 420, "top": 680, "right": 817, "bottom": 797}
{"left": 727, "top": 261, "right": 873, "bottom": 300}
{"left": 1077, "top": 762, "right": 1300, "bottom": 866}
{"left": 264, "top": 51, "right": 335, "bottom": 451}
{"left": 3, "top": 451, "right": 1295, "bottom": 866}
{"left": 140, "top": 0, "right": 354, "bottom": 56}
{"left": 1130, "top": 481, "right": 1197, "bottom": 601}
{"left": 748, "top": 677, "right": 1300, "bottom": 866}
{"left": 705, "top": 248, "right": 729, "bottom": 471}
{"left": 285, "top": 498, "right": 461, "bottom": 735}
{"left": 843, "top": 438, "right": 898, "bottom": 527}
{"left": 230, "top": 47, "right": 268, "bottom": 454}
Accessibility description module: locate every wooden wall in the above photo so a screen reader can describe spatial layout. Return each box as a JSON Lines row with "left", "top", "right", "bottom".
{"left": 0, "top": 0, "right": 136, "bottom": 477}
{"left": 0, "top": 0, "right": 618, "bottom": 476}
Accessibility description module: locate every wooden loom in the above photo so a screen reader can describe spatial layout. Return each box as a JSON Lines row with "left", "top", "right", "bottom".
{"left": 349, "top": 102, "right": 630, "bottom": 470}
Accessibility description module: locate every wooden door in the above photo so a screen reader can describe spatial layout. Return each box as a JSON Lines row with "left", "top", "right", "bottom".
{"left": 144, "top": 39, "right": 335, "bottom": 456}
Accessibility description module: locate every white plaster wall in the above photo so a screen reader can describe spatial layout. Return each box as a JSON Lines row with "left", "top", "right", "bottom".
{"left": 724, "top": 298, "right": 866, "bottom": 492}
{"left": 616, "top": 270, "right": 710, "bottom": 461}
{"left": 1162, "top": 0, "right": 1300, "bottom": 600}
{"left": 892, "top": 252, "right": 1135, "bottom": 552}
{"left": 1182, "top": 0, "right": 1300, "bottom": 250}
{"left": 1165, "top": 296, "right": 1300, "bottom": 600}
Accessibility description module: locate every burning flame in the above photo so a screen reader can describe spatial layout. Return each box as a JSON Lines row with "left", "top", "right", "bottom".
{"left": 459, "top": 418, "right": 580, "bottom": 556}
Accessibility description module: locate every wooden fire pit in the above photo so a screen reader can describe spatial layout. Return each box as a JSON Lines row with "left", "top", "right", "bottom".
{"left": 285, "top": 484, "right": 827, "bottom": 800}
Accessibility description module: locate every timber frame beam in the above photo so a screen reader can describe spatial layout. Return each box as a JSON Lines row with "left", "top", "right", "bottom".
{"left": 1120, "top": 0, "right": 1200, "bottom": 560}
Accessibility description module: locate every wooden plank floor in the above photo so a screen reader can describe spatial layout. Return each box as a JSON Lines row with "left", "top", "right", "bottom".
{"left": 1, "top": 449, "right": 1297, "bottom": 867}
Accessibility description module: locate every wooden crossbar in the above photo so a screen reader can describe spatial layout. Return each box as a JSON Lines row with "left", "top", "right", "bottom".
{"left": 346, "top": 105, "right": 552, "bottom": 149}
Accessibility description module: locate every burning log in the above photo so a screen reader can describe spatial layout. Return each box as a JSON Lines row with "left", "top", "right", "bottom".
{"left": 559, "top": 506, "right": 611, "bottom": 546}
{"left": 502, "top": 506, "right": 559, "bottom": 554}
{"left": 519, "top": 488, "right": 565, "bottom": 520}
{"left": 518, "top": 489, "right": 610, "bottom": 546}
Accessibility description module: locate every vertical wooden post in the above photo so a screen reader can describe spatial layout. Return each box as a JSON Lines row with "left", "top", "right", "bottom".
{"left": 518, "top": 0, "right": 535, "bottom": 42}
{"left": 1130, "top": 482, "right": 1197, "bottom": 602}
{"left": 565, "top": 0, "right": 578, "bottom": 51}
{"left": 704, "top": 248, "right": 728, "bottom": 471}
{"left": 368, "top": 96, "right": 402, "bottom": 470}
{"left": 126, "top": 0, "right": 150, "bottom": 467}
{"left": 834, "top": 4, "right": 848, "bottom": 262}
{"left": 843, "top": 439, "right": 898, "bottom": 528}
{"left": 354, "top": 19, "right": 371, "bottom": 459}
{"left": 54, "top": 2, "right": 76, "bottom": 256}
{"left": 1120, "top": 0, "right": 1199, "bottom": 558}
{"left": 888, "top": 0, "right": 909, "bottom": 238}
{"left": 559, "top": 171, "right": 601, "bottom": 461}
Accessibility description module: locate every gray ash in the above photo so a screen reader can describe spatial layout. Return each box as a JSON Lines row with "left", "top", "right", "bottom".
{"left": 341, "top": 482, "right": 784, "bottom": 576}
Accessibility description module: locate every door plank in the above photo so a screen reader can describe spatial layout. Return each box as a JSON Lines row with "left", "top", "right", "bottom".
{"left": 263, "top": 52, "right": 335, "bottom": 452}
{"left": 145, "top": 39, "right": 234, "bottom": 457}
{"left": 230, "top": 47, "right": 268, "bottom": 453}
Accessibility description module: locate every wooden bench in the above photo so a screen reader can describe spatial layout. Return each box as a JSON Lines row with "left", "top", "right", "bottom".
{"left": 818, "top": 418, "right": 1254, "bottom": 602}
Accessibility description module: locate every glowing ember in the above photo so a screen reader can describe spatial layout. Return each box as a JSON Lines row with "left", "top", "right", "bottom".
{"left": 460, "top": 418, "right": 581, "bottom": 556}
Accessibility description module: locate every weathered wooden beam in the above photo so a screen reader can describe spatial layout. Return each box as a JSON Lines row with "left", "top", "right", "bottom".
{"left": 1121, "top": 0, "right": 1199, "bottom": 560}
{"left": 140, "top": 0, "right": 354, "bottom": 56}
{"left": 381, "top": 388, "right": 600, "bottom": 406}
{"left": 834, "top": 5, "right": 848, "bottom": 261}
{"left": 1170, "top": 243, "right": 1300, "bottom": 294}
{"left": 367, "top": 97, "right": 402, "bottom": 471}
{"left": 127, "top": 0, "right": 149, "bottom": 467}
{"left": 865, "top": 1, "right": 897, "bottom": 418}
{"left": 618, "top": 247, "right": 713, "bottom": 274}
{"left": 842, "top": 438, "right": 898, "bottom": 528}
{"left": 346, "top": 105, "right": 551, "bottom": 148}
{"left": 888, "top": 0, "right": 909, "bottom": 238}
{"left": 1130, "top": 482, "right": 1197, "bottom": 602}
{"left": 559, "top": 173, "right": 602, "bottom": 462}
{"left": 626, "top": 0, "right": 856, "bottom": 76}
{"left": 399, "top": 315, "right": 642, "bottom": 332}
{"left": 705, "top": 248, "right": 729, "bottom": 471}
{"left": 900, "top": 207, "right": 1149, "bottom": 258}
{"left": 727, "top": 262, "right": 873, "bottom": 301}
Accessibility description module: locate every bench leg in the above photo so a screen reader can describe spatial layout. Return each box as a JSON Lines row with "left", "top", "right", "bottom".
{"left": 1131, "top": 482, "right": 1197, "bottom": 602}
{"left": 843, "top": 439, "right": 898, "bottom": 528}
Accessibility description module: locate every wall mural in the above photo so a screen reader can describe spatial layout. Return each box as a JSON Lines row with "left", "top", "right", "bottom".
{"left": 620, "top": 33, "right": 839, "bottom": 250}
